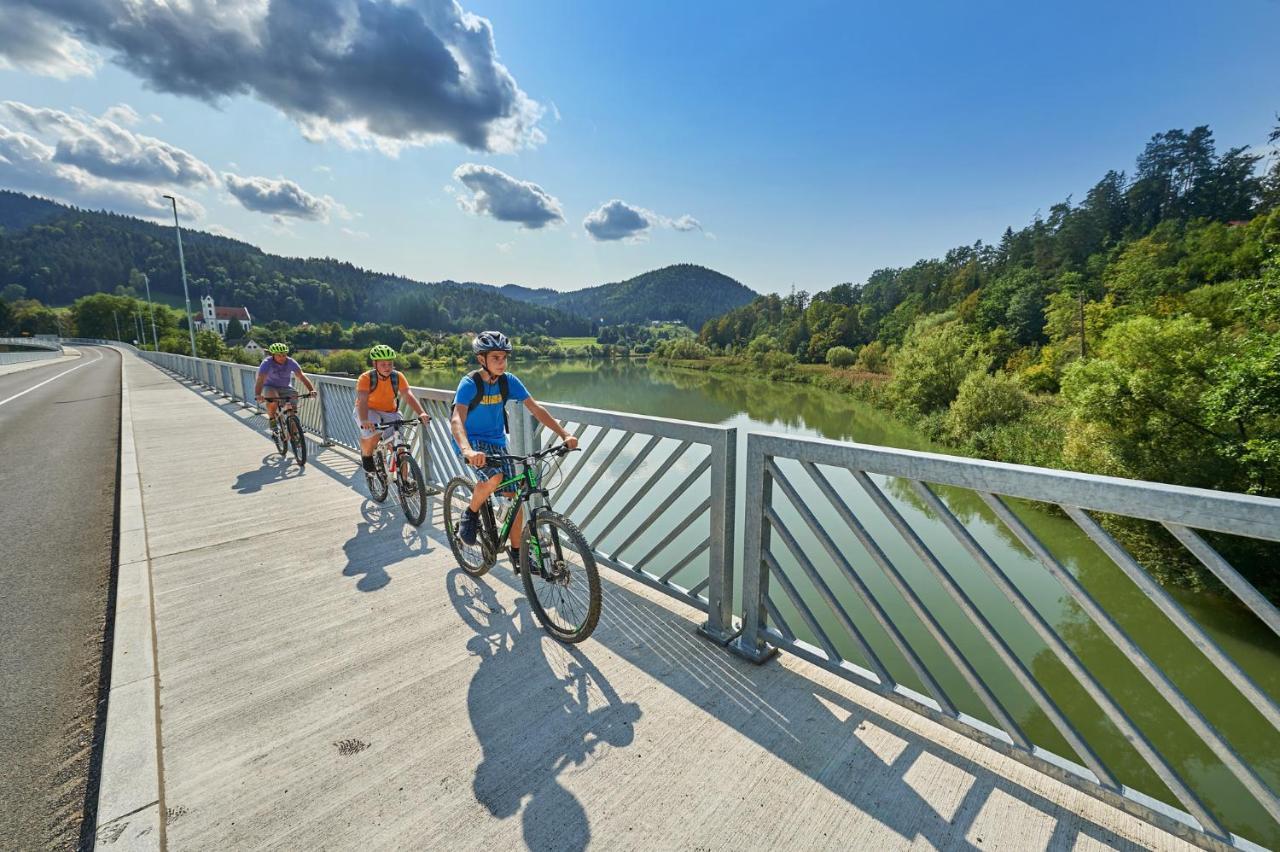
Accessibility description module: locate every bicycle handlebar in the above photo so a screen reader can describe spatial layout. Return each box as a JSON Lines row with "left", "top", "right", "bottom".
{"left": 484, "top": 443, "right": 579, "bottom": 464}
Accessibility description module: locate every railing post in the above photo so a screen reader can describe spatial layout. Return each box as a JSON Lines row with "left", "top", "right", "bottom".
{"left": 315, "top": 375, "right": 333, "bottom": 446}
{"left": 729, "top": 434, "right": 778, "bottom": 663}
{"left": 699, "top": 428, "right": 739, "bottom": 645}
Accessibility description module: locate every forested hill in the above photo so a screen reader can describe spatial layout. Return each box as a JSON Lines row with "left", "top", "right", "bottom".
{"left": 498, "top": 264, "right": 757, "bottom": 327}
{"left": 0, "top": 190, "right": 591, "bottom": 335}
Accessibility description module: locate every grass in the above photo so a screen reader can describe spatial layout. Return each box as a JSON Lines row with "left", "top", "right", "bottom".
{"left": 553, "top": 336, "right": 599, "bottom": 350}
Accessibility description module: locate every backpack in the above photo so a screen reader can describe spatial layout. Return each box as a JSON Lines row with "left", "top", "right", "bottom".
{"left": 465, "top": 370, "right": 510, "bottom": 433}
{"left": 364, "top": 369, "right": 400, "bottom": 409}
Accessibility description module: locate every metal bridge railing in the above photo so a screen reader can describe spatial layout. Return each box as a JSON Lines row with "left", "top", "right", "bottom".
{"left": 1, "top": 336, "right": 63, "bottom": 364}
{"left": 733, "top": 432, "right": 1280, "bottom": 851}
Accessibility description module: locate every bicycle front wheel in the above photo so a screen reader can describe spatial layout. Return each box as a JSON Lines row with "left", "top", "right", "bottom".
{"left": 366, "top": 451, "right": 389, "bottom": 502}
{"left": 444, "top": 476, "right": 494, "bottom": 576}
{"left": 271, "top": 417, "right": 287, "bottom": 455}
{"left": 396, "top": 451, "right": 427, "bottom": 526}
{"left": 521, "top": 511, "right": 600, "bottom": 643}
{"left": 286, "top": 414, "right": 307, "bottom": 467}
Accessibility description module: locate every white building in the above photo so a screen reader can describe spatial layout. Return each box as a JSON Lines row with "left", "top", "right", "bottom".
{"left": 193, "top": 294, "right": 252, "bottom": 338}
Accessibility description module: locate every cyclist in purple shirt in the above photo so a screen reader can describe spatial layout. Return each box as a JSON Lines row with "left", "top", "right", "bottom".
{"left": 254, "top": 343, "right": 316, "bottom": 429}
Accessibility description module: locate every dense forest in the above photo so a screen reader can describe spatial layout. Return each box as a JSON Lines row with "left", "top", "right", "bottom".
{"left": 688, "top": 120, "right": 1280, "bottom": 598}
{"left": 498, "top": 263, "right": 757, "bottom": 327}
{"left": 0, "top": 190, "right": 591, "bottom": 335}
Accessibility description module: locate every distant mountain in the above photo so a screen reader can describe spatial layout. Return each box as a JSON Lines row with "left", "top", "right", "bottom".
{"left": 498, "top": 264, "right": 758, "bottom": 327}
{"left": 0, "top": 190, "right": 591, "bottom": 335}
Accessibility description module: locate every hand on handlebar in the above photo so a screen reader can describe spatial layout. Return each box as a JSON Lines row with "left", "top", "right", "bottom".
{"left": 464, "top": 448, "right": 487, "bottom": 469}
{"left": 563, "top": 435, "right": 579, "bottom": 451}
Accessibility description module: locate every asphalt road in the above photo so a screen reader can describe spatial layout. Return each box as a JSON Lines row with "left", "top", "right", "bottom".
{"left": 0, "top": 347, "right": 121, "bottom": 849}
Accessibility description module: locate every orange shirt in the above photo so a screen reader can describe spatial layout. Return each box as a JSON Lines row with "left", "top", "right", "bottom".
{"left": 356, "top": 369, "right": 405, "bottom": 412}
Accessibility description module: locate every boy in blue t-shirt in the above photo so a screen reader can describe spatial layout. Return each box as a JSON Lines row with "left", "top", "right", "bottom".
{"left": 450, "top": 330, "right": 578, "bottom": 568}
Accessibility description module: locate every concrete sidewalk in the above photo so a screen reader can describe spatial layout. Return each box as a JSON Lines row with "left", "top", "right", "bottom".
{"left": 0, "top": 346, "right": 80, "bottom": 377}
{"left": 116, "top": 351, "right": 1194, "bottom": 851}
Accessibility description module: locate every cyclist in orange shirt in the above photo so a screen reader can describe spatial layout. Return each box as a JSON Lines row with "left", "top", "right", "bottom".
{"left": 354, "top": 344, "right": 430, "bottom": 475}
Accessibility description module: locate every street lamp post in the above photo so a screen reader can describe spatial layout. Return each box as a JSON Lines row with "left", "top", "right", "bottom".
{"left": 113, "top": 310, "right": 122, "bottom": 341}
{"left": 163, "top": 195, "right": 197, "bottom": 357}
{"left": 143, "top": 272, "right": 159, "bottom": 350}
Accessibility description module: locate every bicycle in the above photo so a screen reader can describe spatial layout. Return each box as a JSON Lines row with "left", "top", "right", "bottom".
{"left": 443, "top": 443, "right": 601, "bottom": 643}
{"left": 259, "top": 390, "right": 314, "bottom": 467}
{"left": 364, "top": 416, "right": 432, "bottom": 527}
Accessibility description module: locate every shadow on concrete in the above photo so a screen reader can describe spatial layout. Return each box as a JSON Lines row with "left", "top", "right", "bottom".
{"left": 231, "top": 454, "right": 303, "bottom": 494}
{"left": 340, "top": 501, "right": 436, "bottom": 592}
{"left": 448, "top": 571, "right": 640, "bottom": 852}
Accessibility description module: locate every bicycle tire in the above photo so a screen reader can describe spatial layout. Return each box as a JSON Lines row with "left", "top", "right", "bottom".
{"left": 397, "top": 451, "right": 427, "bottom": 526}
{"left": 444, "top": 476, "right": 495, "bottom": 576}
{"left": 521, "top": 511, "right": 601, "bottom": 643}
{"left": 366, "top": 450, "right": 389, "bottom": 502}
{"left": 270, "top": 416, "right": 287, "bottom": 455}
{"left": 286, "top": 414, "right": 307, "bottom": 466}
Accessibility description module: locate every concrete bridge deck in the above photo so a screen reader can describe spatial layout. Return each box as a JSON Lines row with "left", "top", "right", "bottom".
{"left": 99, "top": 350, "right": 1196, "bottom": 850}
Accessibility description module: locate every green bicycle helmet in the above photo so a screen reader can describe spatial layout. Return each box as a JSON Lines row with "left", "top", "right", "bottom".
{"left": 368, "top": 343, "right": 397, "bottom": 361}
{"left": 268, "top": 342, "right": 289, "bottom": 354}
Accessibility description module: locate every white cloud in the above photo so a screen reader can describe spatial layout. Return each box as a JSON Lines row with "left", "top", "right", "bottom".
{"left": 102, "top": 103, "right": 141, "bottom": 125}
{"left": 2, "top": 100, "right": 217, "bottom": 187}
{"left": 452, "top": 163, "right": 563, "bottom": 229}
{"left": 582, "top": 199, "right": 704, "bottom": 242}
{"left": 1, "top": 0, "right": 545, "bottom": 154}
{"left": 223, "top": 172, "right": 346, "bottom": 222}
{"left": 0, "top": 121, "right": 205, "bottom": 219}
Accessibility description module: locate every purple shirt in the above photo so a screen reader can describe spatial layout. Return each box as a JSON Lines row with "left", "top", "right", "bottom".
{"left": 257, "top": 356, "right": 301, "bottom": 389}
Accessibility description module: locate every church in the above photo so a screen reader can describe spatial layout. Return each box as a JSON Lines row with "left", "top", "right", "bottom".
{"left": 193, "top": 294, "right": 253, "bottom": 338}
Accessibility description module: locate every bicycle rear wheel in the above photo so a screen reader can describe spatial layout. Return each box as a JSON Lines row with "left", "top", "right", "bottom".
{"left": 521, "top": 511, "right": 601, "bottom": 643}
{"left": 396, "top": 451, "right": 427, "bottom": 526}
{"left": 444, "top": 476, "right": 494, "bottom": 576}
{"left": 286, "top": 414, "right": 307, "bottom": 467}
{"left": 366, "top": 450, "right": 389, "bottom": 502}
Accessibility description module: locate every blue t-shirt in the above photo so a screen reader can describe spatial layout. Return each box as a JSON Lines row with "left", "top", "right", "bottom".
{"left": 258, "top": 356, "right": 301, "bottom": 389}
{"left": 453, "top": 371, "right": 530, "bottom": 446}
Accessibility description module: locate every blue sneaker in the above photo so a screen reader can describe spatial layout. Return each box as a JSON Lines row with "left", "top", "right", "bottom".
{"left": 459, "top": 509, "right": 479, "bottom": 545}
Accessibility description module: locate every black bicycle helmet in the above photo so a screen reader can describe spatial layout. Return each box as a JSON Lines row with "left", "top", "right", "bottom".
{"left": 472, "top": 330, "right": 513, "bottom": 354}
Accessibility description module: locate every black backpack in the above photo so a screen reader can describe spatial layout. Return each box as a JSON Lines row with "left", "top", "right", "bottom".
{"left": 465, "top": 369, "right": 510, "bottom": 433}
{"left": 364, "top": 369, "right": 400, "bottom": 408}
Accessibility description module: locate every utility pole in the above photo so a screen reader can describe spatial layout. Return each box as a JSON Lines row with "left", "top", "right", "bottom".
{"left": 113, "top": 311, "right": 121, "bottom": 342}
{"left": 163, "top": 195, "right": 198, "bottom": 357}
{"left": 135, "top": 313, "right": 144, "bottom": 345}
{"left": 143, "top": 272, "right": 159, "bottom": 350}
{"left": 1078, "top": 289, "right": 1087, "bottom": 360}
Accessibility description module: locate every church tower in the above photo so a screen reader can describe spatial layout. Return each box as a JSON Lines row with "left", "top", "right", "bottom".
{"left": 201, "top": 294, "right": 216, "bottom": 332}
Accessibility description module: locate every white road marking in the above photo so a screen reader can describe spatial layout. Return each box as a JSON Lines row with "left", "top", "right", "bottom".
{"left": 0, "top": 347, "right": 105, "bottom": 409}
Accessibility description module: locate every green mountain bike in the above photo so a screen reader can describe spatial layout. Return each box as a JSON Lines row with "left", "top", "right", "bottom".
{"left": 444, "top": 443, "right": 601, "bottom": 643}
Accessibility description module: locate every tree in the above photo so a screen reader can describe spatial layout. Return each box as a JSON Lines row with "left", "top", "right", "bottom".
{"left": 825, "top": 346, "right": 857, "bottom": 367}
{"left": 887, "top": 321, "right": 987, "bottom": 416}
{"left": 195, "top": 329, "right": 225, "bottom": 360}
{"left": 224, "top": 316, "right": 245, "bottom": 340}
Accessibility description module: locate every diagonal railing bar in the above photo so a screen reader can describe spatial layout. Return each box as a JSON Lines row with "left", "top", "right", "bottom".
{"left": 909, "top": 481, "right": 1136, "bottom": 792}
{"left": 1163, "top": 523, "right": 1280, "bottom": 641}
{"left": 849, "top": 469, "right": 1028, "bottom": 742}
{"left": 763, "top": 550, "right": 843, "bottom": 664}
{"left": 981, "top": 492, "right": 1237, "bottom": 838}
{"left": 799, "top": 463, "right": 961, "bottom": 716}
{"left": 1067, "top": 508, "right": 1280, "bottom": 733}
{"left": 537, "top": 419, "right": 589, "bottom": 453}
{"left": 765, "top": 595, "right": 796, "bottom": 643}
{"left": 611, "top": 456, "right": 712, "bottom": 558}
{"left": 425, "top": 400, "right": 468, "bottom": 483}
{"left": 589, "top": 440, "right": 695, "bottom": 544}
{"left": 763, "top": 503, "right": 891, "bottom": 686}
{"left": 658, "top": 537, "right": 710, "bottom": 584}
{"left": 551, "top": 424, "right": 609, "bottom": 501}
{"left": 686, "top": 576, "right": 710, "bottom": 598}
{"left": 576, "top": 435, "right": 664, "bottom": 533}
{"left": 561, "top": 431, "right": 636, "bottom": 518}
{"left": 630, "top": 498, "right": 711, "bottom": 571}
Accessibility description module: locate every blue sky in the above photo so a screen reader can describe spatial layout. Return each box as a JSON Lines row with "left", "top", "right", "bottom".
{"left": 1, "top": 0, "right": 1278, "bottom": 295}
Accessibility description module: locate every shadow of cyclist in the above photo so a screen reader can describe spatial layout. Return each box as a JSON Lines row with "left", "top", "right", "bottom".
{"left": 448, "top": 570, "right": 640, "bottom": 852}
{"left": 231, "top": 453, "right": 300, "bottom": 494}
{"left": 340, "top": 501, "right": 435, "bottom": 592}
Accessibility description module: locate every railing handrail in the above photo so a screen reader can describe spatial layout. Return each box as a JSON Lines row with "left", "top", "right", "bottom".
{"left": 748, "top": 431, "right": 1280, "bottom": 541}
{"left": 0, "top": 336, "right": 62, "bottom": 351}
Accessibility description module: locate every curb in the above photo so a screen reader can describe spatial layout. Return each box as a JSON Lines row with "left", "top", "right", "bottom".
{"left": 94, "top": 350, "right": 165, "bottom": 849}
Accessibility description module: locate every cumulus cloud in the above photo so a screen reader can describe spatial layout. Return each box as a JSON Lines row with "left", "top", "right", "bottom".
{"left": 582, "top": 199, "right": 703, "bottom": 242}
{"left": 103, "top": 103, "right": 141, "bottom": 125}
{"left": 0, "top": 122, "right": 204, "bottom": 219}
{"left": 0, "top": 0, "right": 544, "bottom": 154}
{"left": 0, "top": 4, "right": 99, "bottom": 78}
{"left": 223, "top": 172, "right": 344, "bottom": 221}
{"left": 2, "top": 101, "right": 216, "bottom": 186}
{"left": 452, "top": 163, "right": 563, "bottom": 229}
